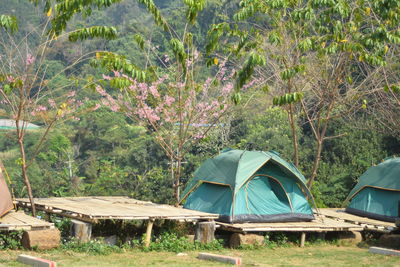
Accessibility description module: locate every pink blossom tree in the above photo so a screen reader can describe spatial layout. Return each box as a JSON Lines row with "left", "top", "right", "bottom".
{"left": 97, "top": 60, "right": 235, "bottom": 204}
{"left": 0, "top": 4, "right": 118, "bottom": 215}
{"left": 92, "top": 0, "right": 260, "bottom": 204}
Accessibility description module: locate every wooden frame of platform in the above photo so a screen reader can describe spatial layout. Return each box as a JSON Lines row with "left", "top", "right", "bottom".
{"left": 217, "top": 217, "right": 363, "bottom": 233}
{"left": 0, "top": 210, "right": 54, "bottom": 231}
{"left": 17, "top": 196, "right": 218, "bottom": 246}
{"left": 318, "top": 208, "right": 396, "bottom": 233}
{"left": 16, "top": 196, "right": 218, "bottom": 223}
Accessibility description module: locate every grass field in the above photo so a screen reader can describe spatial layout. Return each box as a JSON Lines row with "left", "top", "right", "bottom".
{"left": 0, "top": 244, "right": 399, "bottom": 267}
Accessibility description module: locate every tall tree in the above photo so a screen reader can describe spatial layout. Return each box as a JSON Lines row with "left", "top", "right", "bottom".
{"left": 95, "top": 0, "right": 241, "bottom": 204}
{"left": 0, "top": 0, "right": 118, "bottom": 215}
{"left": 228, "top": 0, "right": 400, "bottom": 188}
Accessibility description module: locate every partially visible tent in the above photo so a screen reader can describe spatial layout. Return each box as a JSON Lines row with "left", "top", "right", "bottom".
{"left": 0, "top": 119, "right": 40, "bottom": 130}
{"left": 0, "top": 164, "right": 13, "bottom": 217}
{"left": 181, "top": 149, "right": 315, "bottom": 223}
{"left": 345, "top": 157, "right": 400, "bottom": 222}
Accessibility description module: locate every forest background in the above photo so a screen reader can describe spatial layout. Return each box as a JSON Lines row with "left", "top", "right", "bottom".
{"left": 0, "top": 0, "right": 399, "bottom": 209}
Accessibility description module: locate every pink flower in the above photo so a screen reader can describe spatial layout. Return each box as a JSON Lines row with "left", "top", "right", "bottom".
{"left": 6, "top": 76, "right": 15, "bottom": 83}
{"left": 194, "top": 133, "right": 205, "bottom": 139}
{"left": 110, "top": 104, "right": 119, "bottom": 112}
{"left": 164, "top": 95, "right": 175, "bottom": 106}
{"left": 203, "top": 77, "right": 212, "bottom": 90}
{"left": 96, "top": 86, "right": 108, "bottom": 96}
{"left": 92, "top": 103, "right": 101, "bottom": 111}
{"left": 102, "top": 74, "right": 112, "bottom": 80}
{"left": 67, "top": 91, "right": 76, "bottom": 98}
{"left": 149, "top": 85, "right": 160, "bottom": 98}
{"left": 193, "top": 50, "right": 200, "bottom": 60}
{"left": 164, "top": 55, "right": 170, "bottom": 63}
{"left": 217, "top": 67, "right": 226, "bottom": 81}
{"left": 36, "top": 105, "right": 47, "bottom": 111}
{"left": 26, "top": 54, "right": 35, "bottom": 66}
{"left": 221, "top": 83, "right": 233, "bottom": 96}
{"left": 242, "top": 79, "right": 257, "bottom": 90}
{"left": 48, "top": 99, "right": 56, "bottom": 108}
{"left": 136, "top": 104, "right": 160, "bottom": 123}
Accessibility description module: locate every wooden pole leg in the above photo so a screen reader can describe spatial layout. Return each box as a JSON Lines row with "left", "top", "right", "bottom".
{"left": 144, "top": 219, "right": 155, "bottom": 248}
{"left": 300, "top": 232, "right": 306, "bottom": 247}
{"left": 70, "top": 220, "right": 92, "bottom": 242}
{"left": 195, "top": 221, "right": 216, "bottom": 244}
{"left": 44, "top": 212, "right": 51, "bottom": 222}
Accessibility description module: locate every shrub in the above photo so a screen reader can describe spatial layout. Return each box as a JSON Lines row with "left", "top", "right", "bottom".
{"left": 61, "top": 238, "right": 122, "bottom": 255}
{"left": 143, "top": 232, "right": 223, "bottom": 253}
{"left": 0, "top": 231, "right": 23, "bottom": 250}
{"left": 54, "top": 217, "right": 72, "bottom": 240}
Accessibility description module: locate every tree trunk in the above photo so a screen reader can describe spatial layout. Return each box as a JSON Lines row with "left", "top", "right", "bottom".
{"left": 174, "top": 157, "right": 182, "bottom": 207}
{"left": 17, "top": 138, "right": 36, "bottom": 217}
{"left": 287, "top": 104, "right": 299, "bottom": 167}
{"left": 307, "top": 139, "right": 323, "bottom": 189}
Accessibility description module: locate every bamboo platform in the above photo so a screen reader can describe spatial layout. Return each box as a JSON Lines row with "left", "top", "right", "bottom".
{"left": 217, "top": 216, "right": 363, "bottom": 233}
{"left": 318, "top": 208, "right": 396, "bottom": 233}
{"left": 16, "top": 196, "right": 218, "bottom": 223}
{"left": 0, "top": 210, "right": 54, "bottom": 231}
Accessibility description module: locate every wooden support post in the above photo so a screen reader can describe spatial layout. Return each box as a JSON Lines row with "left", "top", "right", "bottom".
{"left": 316, "top": 232, "right": 326, "bottom": 241}
{"left": 195, "top": 221, "right": 215, "bottom": 244}
{"left": 144, "top": 219, "right": 155, "bottom": 248}
{"left": 22, "top": 229, "right": 60, "bottom": 250}
{"left": 70, "top": 220, "right": 92, "bottom": 242}
{"left": 44, "top": 212, "right": 51, "bottom": 222}
{"left": 229, "top": 233, "right": 264, "bottom": 248}
{"left": 395, "top": 218, "right": 400, "bottom": 228}
{"left": 300, "top": 232, "right": 306, "bottom": 247}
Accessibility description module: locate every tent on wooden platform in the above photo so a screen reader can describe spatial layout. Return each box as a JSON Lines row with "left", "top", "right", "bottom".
{"left": 0, "top": 119, "right": 39, "bottom": 130}
{"left": 0, "top": 164, "right": 14, "bottom": 217}
{"left": 345, "top": 157, "right": 400, "bottom": 222}
{"left": 180, "top": 149, "right": 315, "bottom": 223}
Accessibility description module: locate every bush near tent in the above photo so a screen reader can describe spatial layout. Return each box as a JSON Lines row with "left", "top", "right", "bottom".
{"left": 345, "top": 157, "right": 400, "bottom": 222}
{"left": 181, "top": 149, "right": 315, "bottom": 223}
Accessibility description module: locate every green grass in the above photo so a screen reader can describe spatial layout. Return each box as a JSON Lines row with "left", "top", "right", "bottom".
{"left": 0, "top": 244, "right": 399, "bottom": 267}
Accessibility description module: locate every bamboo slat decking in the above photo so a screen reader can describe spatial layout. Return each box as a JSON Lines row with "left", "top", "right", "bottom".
{"left": 217, "top": 216, "right": 363, "bottom": 233}
{"left": 318, "top": 208, "right": 396, "bottom": 233}
{"left": 0, "top": 210, "right": 54, "bottom": 231}
{"left": 17, "top": 196, "right": 218, "bottom": 223}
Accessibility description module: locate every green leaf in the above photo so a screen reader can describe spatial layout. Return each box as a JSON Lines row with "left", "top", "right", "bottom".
{"left": 0, "top": 15, "right": 18, "bottom": 32}
{"left": 232, "top": 92, "right": 242, "bottom": 105}
{"left": 50, "top": 0, "right": 122, "bottom": 36}
{"left": 183, "top": 0, "right": 205, "bottom": 24}
{"left": 273, "top": 92, "right": 304, "bottom": 106}
{"left": 170, "top": 38, "right": 187, "bottom": 69}
{"left": 236, "top": 52, "right": 266, "bottom": 90}
{"left": 133, "top": 34, "right": 145, "bottom": 50}
{"left": 94, "top": 52, "right": 146, "bottom": 82}
{"left": 68, "top": 26, "right": 117, "bottom": 42}
{"left": 137, "top": 0, "right": 168, "bottom": 31}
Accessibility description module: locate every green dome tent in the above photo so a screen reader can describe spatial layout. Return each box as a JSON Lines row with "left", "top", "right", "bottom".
{"left": 345, "top": 157, "right": 400, "bottom": 222}
{"left": 0, "top": 119, "right": 39, "bottom": 130}
{"left": 180, "top": 149, "right": 315, "bottom": 223}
